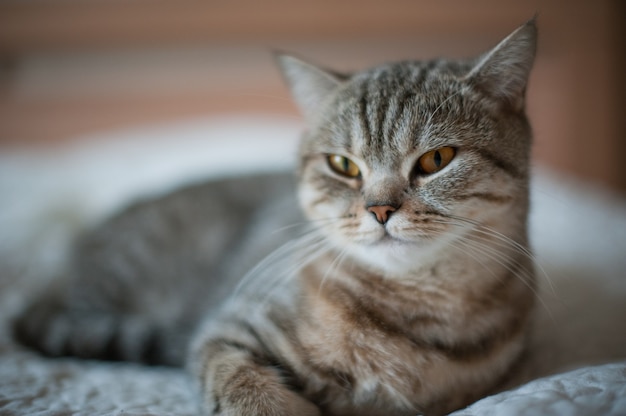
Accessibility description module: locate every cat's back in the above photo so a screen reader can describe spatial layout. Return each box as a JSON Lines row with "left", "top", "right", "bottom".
{"left": 74, "top": 171, "right": 300, "bottom": 289}
{"left": 14, "top": 171, "right": 303, "bottom": 365}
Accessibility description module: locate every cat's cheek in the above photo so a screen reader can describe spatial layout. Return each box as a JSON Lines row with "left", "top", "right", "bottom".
{"left": 298, "top": 186, "right": 326, "bottom": 219}
{"left": 298, "top": 185, "right": 353, "bottom": 221}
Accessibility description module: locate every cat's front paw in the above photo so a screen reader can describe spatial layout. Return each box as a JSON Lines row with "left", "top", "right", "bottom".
{"left": 215, "top": 388, "right": 320, "bottom": 416}
{"left": 203, "top": 352, "right": 320, "bottom": 416}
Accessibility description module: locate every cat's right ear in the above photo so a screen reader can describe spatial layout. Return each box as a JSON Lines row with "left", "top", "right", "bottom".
{"left": 276, "top": 55, "right": 343, "bottom": 121}
{"left": 465, "top": 17, "right": 537, "bottom": 112}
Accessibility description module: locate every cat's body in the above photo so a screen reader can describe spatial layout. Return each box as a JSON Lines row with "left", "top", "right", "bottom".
{"left": 16, "top": 173, "right": 301, "bottom": 366}
{"left": 15, "top": 19, "right": 537, "bottom": 416}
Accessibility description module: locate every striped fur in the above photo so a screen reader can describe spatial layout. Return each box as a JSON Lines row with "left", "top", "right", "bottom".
{"left": 191, "top": 19, "right": 537, "bottom": 416}
{"left": 14, "top": 19, "right": 537, "bottom": 416}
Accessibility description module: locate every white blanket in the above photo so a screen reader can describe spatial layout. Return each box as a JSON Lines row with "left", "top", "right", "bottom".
{"left": 1, "top": 116, "right": 625, "bottom": 415}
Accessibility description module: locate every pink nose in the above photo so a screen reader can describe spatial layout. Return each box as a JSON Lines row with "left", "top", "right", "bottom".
{"left": 367, "top": 205, "right": 397, "bottom": 224}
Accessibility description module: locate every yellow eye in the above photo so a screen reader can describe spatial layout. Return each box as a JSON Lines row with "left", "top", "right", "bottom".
{"left": 417, "top": 147, "right": 456, "bottom": 175}
{"left": 327, "top": 154, "right": 361, "bottom": 178}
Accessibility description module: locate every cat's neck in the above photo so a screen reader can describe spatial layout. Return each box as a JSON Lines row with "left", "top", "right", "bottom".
{"left": 298, "top": 248, "right": 534, "bottom": 345}
{"left": 301, "top": 234, "right": 533, "bottom": 310}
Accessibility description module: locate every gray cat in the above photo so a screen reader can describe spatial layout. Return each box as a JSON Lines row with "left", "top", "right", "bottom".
{"left": 15, "top": 18, "right": 537, "bottom": 416}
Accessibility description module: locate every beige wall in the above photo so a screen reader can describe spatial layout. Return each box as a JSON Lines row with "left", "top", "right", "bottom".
{"left": 0, "top": 0, "right": 624, "bottom": 192}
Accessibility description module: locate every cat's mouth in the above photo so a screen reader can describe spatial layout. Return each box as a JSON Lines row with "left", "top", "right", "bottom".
{"left": 373, "top": 231, "right": 414, "bottom": 246}
{"left": 353, "top": 230, "right": 440, "bottom": 274}
{"left": 367, "top": 226, "right": 437, "bottom": 248}
{"left": 379, "top": 231, "right": 399, "bottom": 242}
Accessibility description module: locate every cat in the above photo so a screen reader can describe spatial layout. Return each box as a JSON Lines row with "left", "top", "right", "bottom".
{"left": 14, "top": 18, "right": 537, "bottom": 416}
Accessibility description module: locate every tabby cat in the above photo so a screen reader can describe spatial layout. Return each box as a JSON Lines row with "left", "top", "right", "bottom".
{"left": 15, "top": 19, "right": 537, "bottom": 416}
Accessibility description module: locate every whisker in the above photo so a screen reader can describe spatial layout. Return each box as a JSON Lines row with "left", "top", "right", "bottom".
{"left": 445, "top": 214, "right": 556, "bottom": 298}
{"left": 422, "top": 213, "right": 557, "bottom": 322}
{"left": 428, "top": 228, "right": 543, "bottom": 315}
{"left": 233, "top": 228, "right": 325, "bottom": 296}
{"left": 447, "top": 214, "right": 532, "bottom": 256}
{"left": 428, "top": 212, "right": 556, "bottom": 298}
{"left": 456, "top": 235, "right": 535, "bottom": 286}
{"left": 464, "top": 229, "right": 555, "bottom": 296}
{"left": 445, "top": 238, "right": 503, "bottom": 282}
{"left": 318, "top": 246, "right": 350, "bottom": 295}
{"left": 271, "top": 217, "right": 343, "bottom": 235}
{"left": 422, "top": 90, "right": 463, "bottom": 136}
{"left": 452, "top": 234, "right": 555, "bottom": 323}
{"left": 255, "top": 239, "right": 331, "bottom": 307}
{"left": 234, "top": 214, "right": 354, "bottom": 307}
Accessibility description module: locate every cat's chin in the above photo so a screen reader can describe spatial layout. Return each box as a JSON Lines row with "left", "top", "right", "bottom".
{"left": 348, "top": 236, "right": 443, "bottom": 277}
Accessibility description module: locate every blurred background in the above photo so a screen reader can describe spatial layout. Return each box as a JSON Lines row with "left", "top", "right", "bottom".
{"left": 0, "top": 0, "right": 624, "bottom": 193}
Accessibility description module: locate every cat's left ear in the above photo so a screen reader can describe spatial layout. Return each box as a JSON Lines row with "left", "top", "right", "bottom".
{"left": 466, "top": 17, "right": 537, "bottom": 111}
{"left": 277, "top": 54, "right": 344, "bottom": 121}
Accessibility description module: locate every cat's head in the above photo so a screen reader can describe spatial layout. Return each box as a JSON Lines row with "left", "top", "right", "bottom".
{"left": 279, "top": 19, "right": 537, "bottom": 275}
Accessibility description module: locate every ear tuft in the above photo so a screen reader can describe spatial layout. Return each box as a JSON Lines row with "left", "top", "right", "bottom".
{"left": 467, "top": 17, "right": 537, "bottom": 111}
{"left": 276, "top": 54, "right": 343, "bottom": 120}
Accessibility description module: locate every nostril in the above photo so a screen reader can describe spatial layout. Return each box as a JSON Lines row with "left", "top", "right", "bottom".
{"left": 367, "top": 205, "right": 397, "bottom": 225}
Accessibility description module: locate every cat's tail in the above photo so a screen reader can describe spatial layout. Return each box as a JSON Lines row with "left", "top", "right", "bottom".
{"left": 12, "top": 291, "right": 191, "bottom": 367}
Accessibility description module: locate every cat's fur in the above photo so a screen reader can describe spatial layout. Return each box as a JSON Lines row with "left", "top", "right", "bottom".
{"left": 14, "top": 19, "right": 537, "bottom": 416}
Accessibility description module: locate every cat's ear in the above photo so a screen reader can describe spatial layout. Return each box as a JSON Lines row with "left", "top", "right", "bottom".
{"left": 276, "top": 54, "right": 343, "bottom": 120}
{"left": 466, "top": 17, "right": 537, "bottom": 111}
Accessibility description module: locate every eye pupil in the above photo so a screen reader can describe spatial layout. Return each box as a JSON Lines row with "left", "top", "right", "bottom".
{"left": 416, "top": 146, "right": 456, "bottom": 176}
{"left": 433, "top": 151, "right": 442, "bottom": 167}
{"left": 327, "top": 154, "right": 361, "bottom": 178}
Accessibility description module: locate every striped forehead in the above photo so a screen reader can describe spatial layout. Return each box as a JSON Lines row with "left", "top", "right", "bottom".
{"left": 338, "top": 61, "right": 467, "bottom": 167}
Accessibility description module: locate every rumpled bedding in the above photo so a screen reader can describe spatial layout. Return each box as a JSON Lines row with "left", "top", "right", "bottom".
{"left": 1, "top": 116, "right": 625, "bottom": 415}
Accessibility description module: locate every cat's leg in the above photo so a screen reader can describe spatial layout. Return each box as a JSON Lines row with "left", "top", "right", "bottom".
{"left": 12, "top": 280, "right": 190, "bottom": 365}
{"left": 11, "top": 212, "right": 201, "bottom": 366}
{"left": 193, "top": 339, "right": 320, "bottom": 416}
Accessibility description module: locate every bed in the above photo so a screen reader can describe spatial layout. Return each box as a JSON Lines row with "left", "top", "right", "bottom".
{"left": 1, "top": 116, "right": 625, "bottom": 415}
